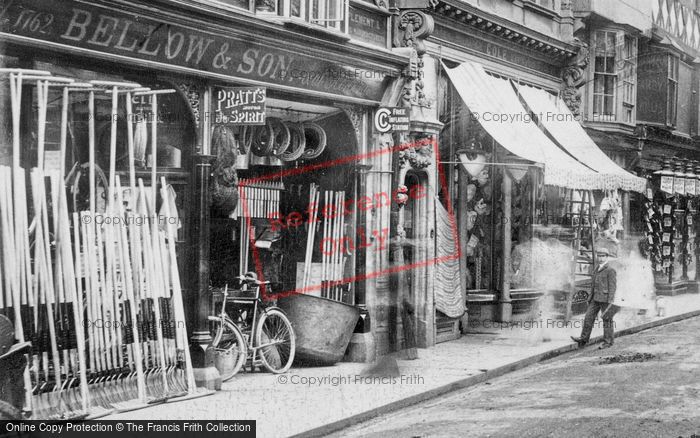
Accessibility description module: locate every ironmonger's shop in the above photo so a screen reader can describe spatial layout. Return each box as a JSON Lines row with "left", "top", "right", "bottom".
{"left": 440, "top": 61, "right": 648, "bottom": 323}
{"left": 0, "top": 0, "right": 408, "bottom": 418}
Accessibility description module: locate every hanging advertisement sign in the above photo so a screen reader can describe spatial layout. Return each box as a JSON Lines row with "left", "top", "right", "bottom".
{"left": 685, "top": 177, "right": 696, "bottom": 196}
{"left": 660, "top": 175, "right": 674, "bottom": 194}
{"left": 674, "top": 176, "right": 686, "bottom": 195}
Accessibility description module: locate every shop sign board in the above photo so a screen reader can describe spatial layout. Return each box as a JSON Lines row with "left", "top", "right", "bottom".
{"left": 373, "top": 107, "right": 410, "bottom": 133}
{"left": 660, "top": 175, "right": 674, "bottom": 194}
{"left": 0, "top": 0, "right": 393, "bottom": 102}
{"left": 432, "top": 25, "right": 559, "bottom": 77}
{"left": 213, "top": 86, "right": 266, "bottom": 125}
{"left": 348, "top": 5, "right": 388, "bottom": 47}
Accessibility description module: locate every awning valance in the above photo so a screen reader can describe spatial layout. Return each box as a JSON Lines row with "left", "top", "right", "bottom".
{"left": 443, "top": 61, "right": 600, "bottom": 189}
{"left": 514, "top": 84, "right": 648, "bottom": 193}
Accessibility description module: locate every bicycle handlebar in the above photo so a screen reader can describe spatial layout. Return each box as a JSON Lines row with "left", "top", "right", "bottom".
{"left": 235, "top": 274, "right": 270, "bottom": 286}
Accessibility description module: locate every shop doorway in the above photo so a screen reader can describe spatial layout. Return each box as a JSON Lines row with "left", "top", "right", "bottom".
{"left": 209, "top": 99, "right": 360, "bottom": 299}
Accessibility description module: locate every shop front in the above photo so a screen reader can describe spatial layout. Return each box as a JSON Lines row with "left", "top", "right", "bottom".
{"left": 592, "top": 32, "right": 700, "bottom": 297}
{"left": 424, "top": 1, "right": 576, "bottom": 327}
{"left": 640, "top": 157, "right": 700, "bottom": 295}
{"left": 418, "top": 0, "right": 657, "bottom": 329}
{"left": 0, "top": 0, "right": 410, "bottom": 417}
{"left": 436, "top": 59, "right": 648, "bottom": 325}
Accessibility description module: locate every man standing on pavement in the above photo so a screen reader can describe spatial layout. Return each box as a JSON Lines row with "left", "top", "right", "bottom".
{"left": 571, "top": 247, "right": 620, "bottom": 349}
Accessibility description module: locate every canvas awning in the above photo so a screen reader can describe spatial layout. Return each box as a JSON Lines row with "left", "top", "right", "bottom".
{"left": 443, "top": 61, "right": 600, "bottom": 189}
{"left": 514, "top": 84, "right": 648, "bottom": 193}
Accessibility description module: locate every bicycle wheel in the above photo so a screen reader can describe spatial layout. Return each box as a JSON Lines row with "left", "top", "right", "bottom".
{"left": 255, "top": 308, "right": 295, "bottom": 374}
{"left": 209, "top": 317, "right": 248, "bottom": 381}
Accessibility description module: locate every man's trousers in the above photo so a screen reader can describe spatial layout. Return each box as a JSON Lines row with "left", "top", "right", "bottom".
{"left": 580, "top": 300, "right": 620, "bottom": 345}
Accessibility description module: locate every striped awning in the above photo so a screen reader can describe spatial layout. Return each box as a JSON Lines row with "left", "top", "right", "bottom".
{"left": 443, "top": 61, "right": 647, "bottom": 192}
{"left": 515, "top": 84, "right": 648, "bottom": 193}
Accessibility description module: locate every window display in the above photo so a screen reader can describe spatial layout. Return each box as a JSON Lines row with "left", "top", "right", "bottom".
{"left": 643, "top": 158, "right": 700, "bottom": 285}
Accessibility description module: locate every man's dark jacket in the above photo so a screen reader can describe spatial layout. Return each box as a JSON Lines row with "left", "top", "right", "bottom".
{"left": 592, "top": 263, "right": 617, "bottom": 303}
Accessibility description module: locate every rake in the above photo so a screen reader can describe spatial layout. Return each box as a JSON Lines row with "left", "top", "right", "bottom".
{"left": 160, "top": 177, "right": 196, "bottom": 393}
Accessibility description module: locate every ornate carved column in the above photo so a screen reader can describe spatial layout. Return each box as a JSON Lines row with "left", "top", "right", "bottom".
{"left": 561, "top": 39, "right": 590, "bottom": 118}
{"left": 393, "top": 10, "right": 435, "bottom": 112}
{"left": 390, "top": 5, "right": 441, "bottom": 351}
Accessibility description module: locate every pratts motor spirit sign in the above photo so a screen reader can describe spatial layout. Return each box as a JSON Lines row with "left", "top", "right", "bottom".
{"left": 0, "top": 0, "right": 393, "bottom": 101}
{"left": 214, "top": 87, "right": 266, "bottom": 125}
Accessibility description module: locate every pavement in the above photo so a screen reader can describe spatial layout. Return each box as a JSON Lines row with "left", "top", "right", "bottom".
{"left": 104, "top": 293, "right": 700, "bottom": 438}
{"left": 330, "top": 312, "right": 700, "bottom": 438}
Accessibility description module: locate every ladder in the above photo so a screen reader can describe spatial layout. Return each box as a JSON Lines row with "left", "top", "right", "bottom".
{"left": 563, "top": 189, "right": 596, "bottom": 320}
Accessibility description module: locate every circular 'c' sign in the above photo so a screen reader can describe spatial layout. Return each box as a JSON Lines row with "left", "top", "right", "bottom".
{"left": 374, "top": 107, "right": 392, "bottom": 133}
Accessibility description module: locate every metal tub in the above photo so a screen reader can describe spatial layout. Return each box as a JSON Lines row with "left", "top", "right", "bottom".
{"left": 278, "top": 294, "right": 360, "bottom": 366}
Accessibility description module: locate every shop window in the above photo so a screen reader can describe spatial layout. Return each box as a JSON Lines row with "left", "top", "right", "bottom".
{"left": 438, "top": 83, "right": 498, "bottom": 293}
{"left": 210, "top": 0, "right": 250, "bottom": 9}
{"left": 258, "top": 0, "right": 348, "bottom": 32}
{"left": 589, "top": 30, "right": 637, "bottom": 125}
{"left": 592, "top": 31, "right": 617, "bottom": 121}
{"left": 16, "top": 64, "right": 196, "bottom": 243}
{"left": 204, "top": 0, "right": 348, "bottom": 32}
{"left": 621, "top": 36, "right": 637, "bottom": 124}
{"left": 667, "top": 55, "right": 679, "bottom": 127}
{"left": 508, "top": 170, "right": 537, "bottom": 290}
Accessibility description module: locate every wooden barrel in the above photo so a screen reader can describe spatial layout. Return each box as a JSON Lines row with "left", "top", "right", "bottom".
{"left": 278, "top": 294, "right": 360, "bottom": 365}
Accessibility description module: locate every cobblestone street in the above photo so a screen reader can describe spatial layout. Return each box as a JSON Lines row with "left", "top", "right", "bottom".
{"left": 332, "top": 316, "right": 700, "bottom": 438}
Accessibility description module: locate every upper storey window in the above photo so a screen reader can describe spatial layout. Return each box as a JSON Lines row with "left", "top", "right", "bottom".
{"left": 588, "top": 30, "right": 637, "bottom": 125}
{"left": 212, "top": 0, "right": 348, "bottom": 32}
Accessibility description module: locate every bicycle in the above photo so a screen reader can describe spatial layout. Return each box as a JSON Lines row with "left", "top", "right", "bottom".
{"left": 208, "top": 273, "right": 296, "bottom": 381}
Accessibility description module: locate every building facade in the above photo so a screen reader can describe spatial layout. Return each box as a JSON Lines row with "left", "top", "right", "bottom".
{"left": 422, "top": 0, "right": 587, "bottom": 331}
{"left": 0, "top": 0, "right": 438, "bottom": 391}
{"left": 574, "top": 0, "right": 700, "bottom": 294}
